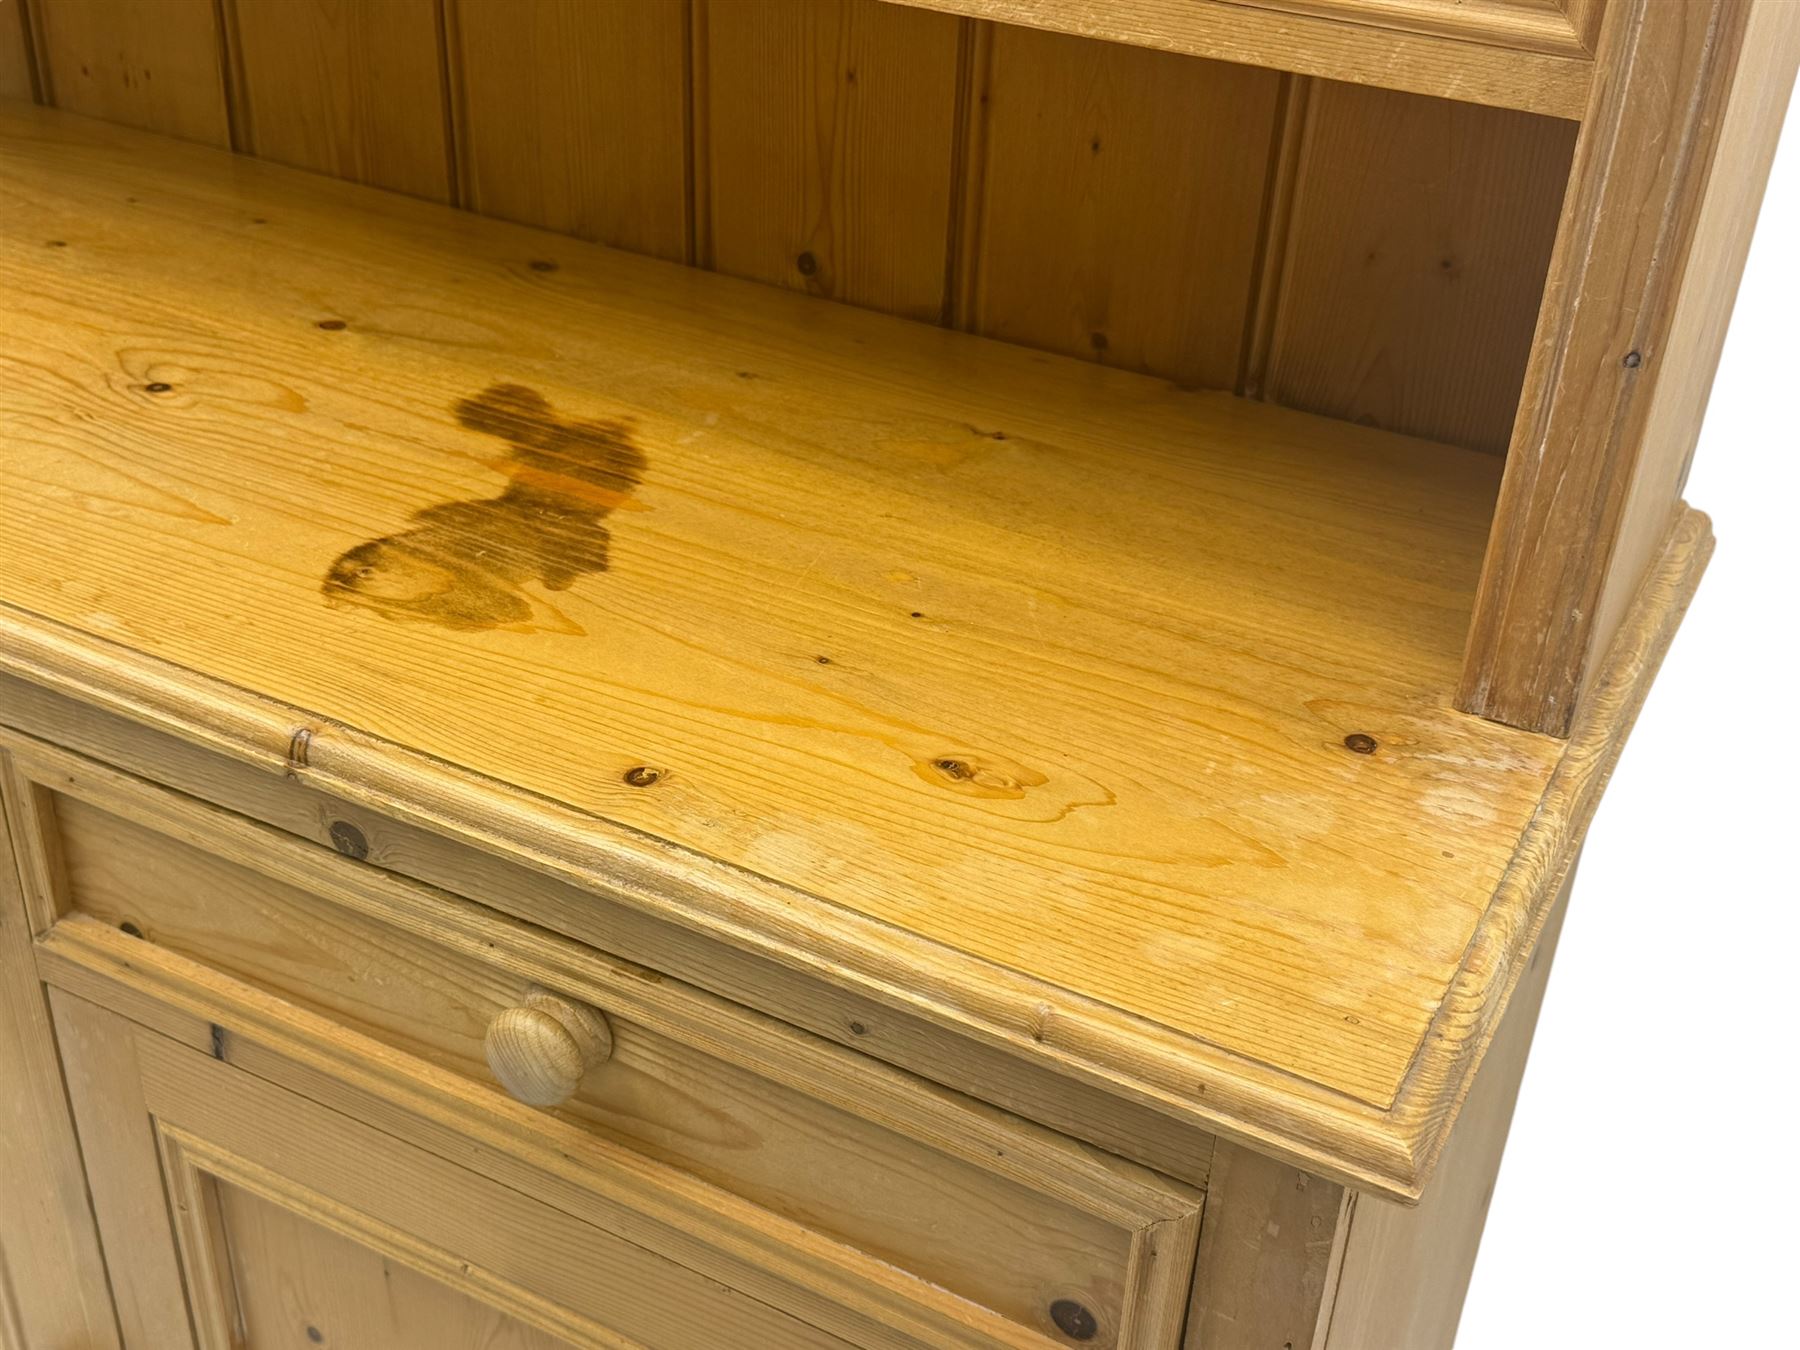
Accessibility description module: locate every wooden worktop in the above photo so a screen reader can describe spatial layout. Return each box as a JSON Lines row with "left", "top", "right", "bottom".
{"left": 0, "top": 103, "right": 1705, "bottom": 1196}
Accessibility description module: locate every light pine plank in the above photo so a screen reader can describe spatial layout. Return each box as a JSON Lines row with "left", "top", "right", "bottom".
{"left": 701, "top": 0, "right": 964, "bottom": 321}
{"left": 46, "top": 788, "right": 1154, "bottom": 1339}
{"left": 29, "top": 0, "right": 229, "bottom": 145}
{"left": 226, "top": 0, "right": 452, "bottom": 202}
{"left": 959, "top": 25, "right": 1282, "bottom": 388}
{"left": 885, "top": 0, "right": 1593, "bottom": 117}
{"left": 0, "top": 106, "right": 1710, "bottom": 1195}
{"left": 449, "top": 0, "right": 689, "bottom": 261}
{"left": 0, "top": 0, "right": 33, "bottom": 100}
{"left": 1457, "top": 0, "right": 1791, "bottom": 732}
{"left": 48, "top": 988, "right": 199, "bottom": 1350}
{"left": 1586, "top": 0, "right": 1800, "bottom": 701}
{"left": 0, "top": 104, "right": 1556, "bottom": 1111}
{"left": 0, "top": 756, "right": 120, "bottom": 1349}
{"left": 1260, "top": 81, "right": 1576, "bottom": 454}
{"left": 1320, "top": 867, "right": 1575, "bottom": 1350}
{"left": 0, "top": 676, "right": 1217, "bottom": 1190}
{"left": 1183, "top": 1142, "right": 1347, "bottom": 1350}
{"left": 216, "top": 1181, "right": 579, "bottom": 1349}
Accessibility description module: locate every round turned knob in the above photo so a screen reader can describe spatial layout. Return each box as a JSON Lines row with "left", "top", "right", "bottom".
{"left": 483, "top": 986, "right": 613, "bottom": 1108}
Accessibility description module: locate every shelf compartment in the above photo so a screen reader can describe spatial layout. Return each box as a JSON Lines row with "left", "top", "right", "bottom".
{"left": 0, "top": 104, "right": 1699, "bottom": 1195}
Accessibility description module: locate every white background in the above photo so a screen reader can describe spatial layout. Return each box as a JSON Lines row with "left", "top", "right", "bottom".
{"left": 1457, "top": 91, "right": 1799, "bottom": 1348}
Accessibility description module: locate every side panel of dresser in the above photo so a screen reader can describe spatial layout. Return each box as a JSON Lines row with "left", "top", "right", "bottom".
{"left": 1181, "top": 868, "right": 1574, "bottom": 1350}
{"left": 0, "top": 757, "right": 117, "bottom": 1348}
{"left": 1460, "top": 0, "right": 1800, "bottom": 734}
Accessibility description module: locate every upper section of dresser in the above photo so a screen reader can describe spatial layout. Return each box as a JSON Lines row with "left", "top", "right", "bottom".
{"left": 1, "top": 0, "right": 1795, "bottom": 1199}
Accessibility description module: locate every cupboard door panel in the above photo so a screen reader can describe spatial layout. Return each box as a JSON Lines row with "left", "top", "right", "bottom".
{"left": 50, "top": 990, "right": 854, "bottom": 1350}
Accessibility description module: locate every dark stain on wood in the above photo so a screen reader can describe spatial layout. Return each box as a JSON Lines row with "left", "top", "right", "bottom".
{"left": 323, "top": 384, "right": 646, "bottom": 631}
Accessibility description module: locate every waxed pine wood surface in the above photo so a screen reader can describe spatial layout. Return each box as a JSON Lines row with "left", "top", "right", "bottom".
{"left": 0, "top": 0, "right": 30, "bottom": 101}
{"left": 213, "top": 1181, "right": 580, "bottom": 1350}
{"left": 0, "top": 103, "right": 1562, "bottom": 1115}
{"left": 50, "top": 991, "right": 863, "bottom": 1350}
{"left": 1255, "top": 81, "right": 1576, "bottom": 454}
{"left": 700, "top": 0, "right": 965, "bottom": 321}
{"left": 4, "top": 0, "right": 1577, "bottom": 458}
{"left": 26, "top": 0, "right": 229, "bottom": 146}
{"left": 225, "top": 0, "right": 454, "bottom": 203}
{"left": 39, "top": 778, "right": 1172, "bottom": 1342}
{"left": 448, "top": 0, "right": 691, "bottom": 261}
{"left": 1458, "top": 0, "right": 1800, "bottom": 733}
{"left": 956, "top": 26, "right": 1280, "bottom": 388}
{"left": 881, "top": 0, "right": 1595, "bottom": 115}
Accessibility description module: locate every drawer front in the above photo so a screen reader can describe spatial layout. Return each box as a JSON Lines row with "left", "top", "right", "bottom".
{"left": 51, "top": 988, "right": 857, "bottom": 1350}
{"left": 3, "top": 737, "right": 1202, "bottom": 1350}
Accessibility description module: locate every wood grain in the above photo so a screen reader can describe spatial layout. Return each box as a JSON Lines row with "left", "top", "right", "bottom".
{"left": 449, "top": 0, "right": 690, "bottom": 261}
{"left": 0, "top": 106, "right": 1712, "bottom": 1197}
{"left": 885, "top": 0, "right": 1595, "bottom": 117}
{"left": 62, "top": 991, "right": 863, "bottom": 1350}
{"left": 1244, "top": 0, "right": 1603, "bottom": 55}
{"left": 34, "top": 769, "right": 1188, "bottom": 1347}
{"left": 215, "top": 1179, "right": 579, "bottom": 1350}
{"left": 1319, "top": 865, "right": 1573, "bottom": 1349}
{"left": 1184, "top": 1142, "right": 1347, "bottom": 1350}
{"left": 224, "top": 0, "right": 452, "bottom": 202}
{"left": 1585, "top": 0, "right": 1800, "bottom": 705}
{"left": 0, "top": 104, "right": 1553, "bottom": 1114}
{"left": 0, "top": 756, "right": 119, "bottom": 1349}
{"left": 28, "top": 0, "right": 230, "bottom": 145}
{"left": 0, "top": 0, "right": 33, "bottom": 100}
{"left": 40, "top": 920, "right": 1147, "bottom": 1349}
{"left": 1457, "top": 0, "right": 1792, "bottom": 733}
{"left": 0, "top": 671, "right": 1218, "bottom": 1190}
{"left": 48, "top": 987, "right": 199, "bottom": 1349}
{"left": 1260, "top": 81, "right": 1576, "bottom": 454}
{"left": 958, "top": 25, "right": 1281, "bottom": 388}
{"left": 700, "top": 0, "right": 963, "bottom": 320}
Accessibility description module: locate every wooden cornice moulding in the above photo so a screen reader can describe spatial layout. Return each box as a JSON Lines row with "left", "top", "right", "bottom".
{"left": 0, "top": 502, "right": 1712, "bottom": 1199}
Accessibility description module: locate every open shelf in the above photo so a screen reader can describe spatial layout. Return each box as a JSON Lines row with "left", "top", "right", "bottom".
{"left": 0, "top": 104, "right": 1696, "bottom": 1194}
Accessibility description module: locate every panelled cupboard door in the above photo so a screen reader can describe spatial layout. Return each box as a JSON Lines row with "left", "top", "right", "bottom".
{"left": 48, "top": 990, "right": 856, "bottom": 1350}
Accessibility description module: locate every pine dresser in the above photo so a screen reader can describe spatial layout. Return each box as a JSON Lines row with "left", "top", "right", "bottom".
{"left": 1, "top": 1, "right": 1794, "bottom": 1347}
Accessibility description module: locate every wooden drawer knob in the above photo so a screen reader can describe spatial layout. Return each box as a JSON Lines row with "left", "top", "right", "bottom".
{"left": 483, "top": 986, "right": 613, "bottom": 1108}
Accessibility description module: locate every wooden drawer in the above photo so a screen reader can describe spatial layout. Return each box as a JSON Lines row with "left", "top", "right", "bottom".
{"left": 4, "top": 737, "right": 1203, "bottom": 1350}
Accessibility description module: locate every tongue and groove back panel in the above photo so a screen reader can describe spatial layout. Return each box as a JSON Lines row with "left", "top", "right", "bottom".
{"left": 8, "top": 0, "right": 1575, "bottom": 457}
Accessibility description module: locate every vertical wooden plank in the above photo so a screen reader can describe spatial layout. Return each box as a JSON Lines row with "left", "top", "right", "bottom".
{"left": 701, "top": 0, "right": 964, "bottom": 322}
{"left": 0, "top": 755, "right": 121, "bottom": 1349}
{"left": 960, "top": 26, "right": 1281, "bottom": 389}
{"left": 1260, "top": 82, "right": 1576, "bottom": 454}
{"left": 225, "top": 0, "right": 452, "bottom": 202}
{"left": 1587, "top": 0, "right": 1800, "bottom": 684}
{"left": 1456, "top": 0, "right": 1788, "bottom": 734}
{"left": 449, "top": 0, "right": 689, "bottom": 260}
{"left": 1319, "top": 866, "right": 1575, "bottom": 1350}
{"left": 0, "top": 0, "right": 35, "bottom": 100}
{"left": 29, "top": 0, "right": 230, "bottom": 146}
{"left": 50, "top": 988, "right": 199, "bottom": 1350}
{"left": 1184, "top": 1140, "right": 1347, "bottom": 1350}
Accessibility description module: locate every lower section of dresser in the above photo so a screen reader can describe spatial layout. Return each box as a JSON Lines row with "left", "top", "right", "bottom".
{"left": 0, "top": 762, "right": 1570, "bottom": 1350}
